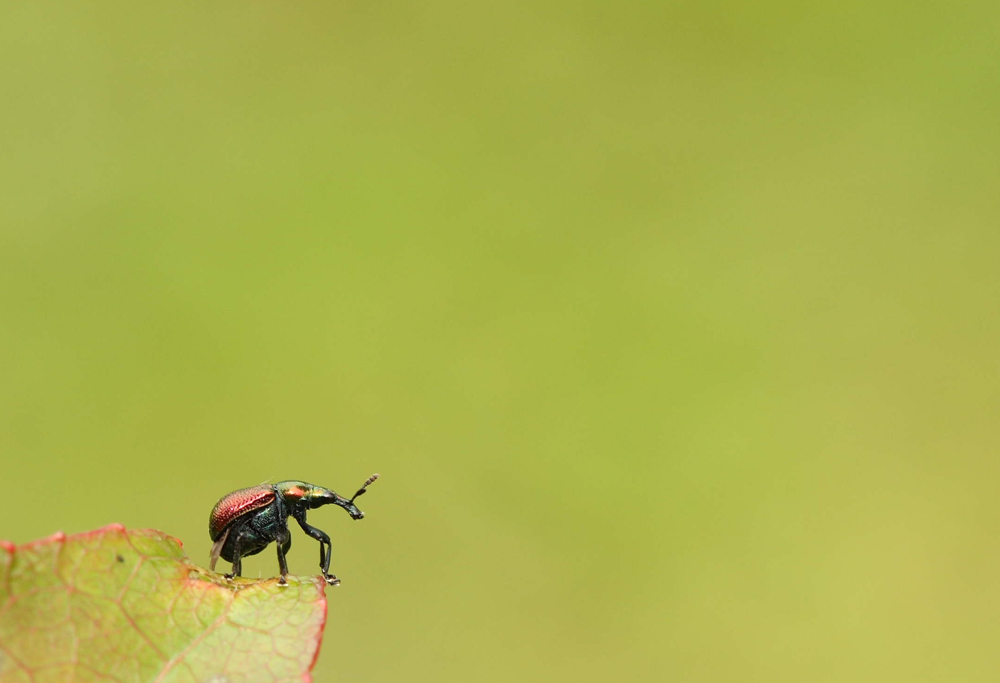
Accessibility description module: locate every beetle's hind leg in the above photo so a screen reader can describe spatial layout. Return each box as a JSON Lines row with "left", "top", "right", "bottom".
{"left": 210, "top": 527, "right": 230, "bottom": 572}
{"left": 226, "top": 533, "right": 243, "bottom": 581}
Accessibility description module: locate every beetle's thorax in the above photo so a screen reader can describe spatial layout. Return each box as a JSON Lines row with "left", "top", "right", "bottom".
{"left": 274, "top": 480, "right": 334, "bottom": 508}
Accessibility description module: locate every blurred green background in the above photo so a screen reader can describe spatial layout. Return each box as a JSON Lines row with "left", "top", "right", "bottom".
{"left": 2, "top": 2, "right": 999, "bottom": 681}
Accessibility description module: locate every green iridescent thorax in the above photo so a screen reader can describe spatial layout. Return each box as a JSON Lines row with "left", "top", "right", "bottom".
{"left": 276, "top": 480, "right": 315, "bottom": 500}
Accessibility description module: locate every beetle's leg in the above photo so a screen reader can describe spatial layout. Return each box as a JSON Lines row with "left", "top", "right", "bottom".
{"left": 275, "top": 530, "right": 290, "bottom": 586}
{"left": 294, "top": 517, "right": 338, "bottom": 585}
{"left": 227, "top": 533, "right": 243, "bottom": 580}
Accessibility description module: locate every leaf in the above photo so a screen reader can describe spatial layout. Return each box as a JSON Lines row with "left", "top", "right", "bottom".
{"left": 0, "top": 525, "right": 329, "bottom": 683}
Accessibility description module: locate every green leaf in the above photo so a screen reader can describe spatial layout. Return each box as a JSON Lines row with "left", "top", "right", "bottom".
{"left": 0, "top": 525, "right": 328, "bottom": 682}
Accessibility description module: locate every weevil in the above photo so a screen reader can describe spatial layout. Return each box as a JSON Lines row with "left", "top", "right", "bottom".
{"left": 209, "top": 474, "right": 379, "bottom": 585}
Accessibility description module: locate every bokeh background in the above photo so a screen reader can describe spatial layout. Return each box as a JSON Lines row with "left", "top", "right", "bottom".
{"left": 2, "top": 2, "right": 999, "bottom": 682}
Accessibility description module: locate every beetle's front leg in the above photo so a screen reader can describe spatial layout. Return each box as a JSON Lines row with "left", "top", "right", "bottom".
{"left": 295, "top": 516, "right": 339, "bottom": 585}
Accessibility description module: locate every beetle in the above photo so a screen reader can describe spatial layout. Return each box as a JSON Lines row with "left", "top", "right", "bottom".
{"left": 209, "top": 474, "right": 379, "bottom": 586}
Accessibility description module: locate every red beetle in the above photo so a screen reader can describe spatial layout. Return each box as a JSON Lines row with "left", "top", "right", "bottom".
{"left": 209, "top": 474, "right": 378, "bottom": 585}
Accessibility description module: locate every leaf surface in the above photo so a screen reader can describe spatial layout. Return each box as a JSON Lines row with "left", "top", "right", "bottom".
{"left": 0, "top": 525, "right": 328, "bottom": 682}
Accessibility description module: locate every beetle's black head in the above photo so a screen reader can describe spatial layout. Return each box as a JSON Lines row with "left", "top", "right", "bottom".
{"left": 275, "top": 481, "right": 365, "bottom": 519}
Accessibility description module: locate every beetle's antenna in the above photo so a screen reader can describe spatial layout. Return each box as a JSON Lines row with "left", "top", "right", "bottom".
{"left": 349, "top": 473, "right": 380, "bottom": 504}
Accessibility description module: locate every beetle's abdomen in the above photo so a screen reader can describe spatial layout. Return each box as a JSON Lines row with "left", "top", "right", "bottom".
{"left": 209, "top": 485, "right": 276, "bottom": 540}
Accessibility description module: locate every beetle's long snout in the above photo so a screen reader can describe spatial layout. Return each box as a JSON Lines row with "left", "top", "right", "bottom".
{"left": 339, "top": 498, "right": 365, "bottom": 520}
{"left": 315, "top": 488, "right": 365, "bottom": 519}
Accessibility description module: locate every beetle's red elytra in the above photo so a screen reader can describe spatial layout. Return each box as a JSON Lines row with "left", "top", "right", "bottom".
{"left": 209, "top": 485, "right": 275, "bottom": 541}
